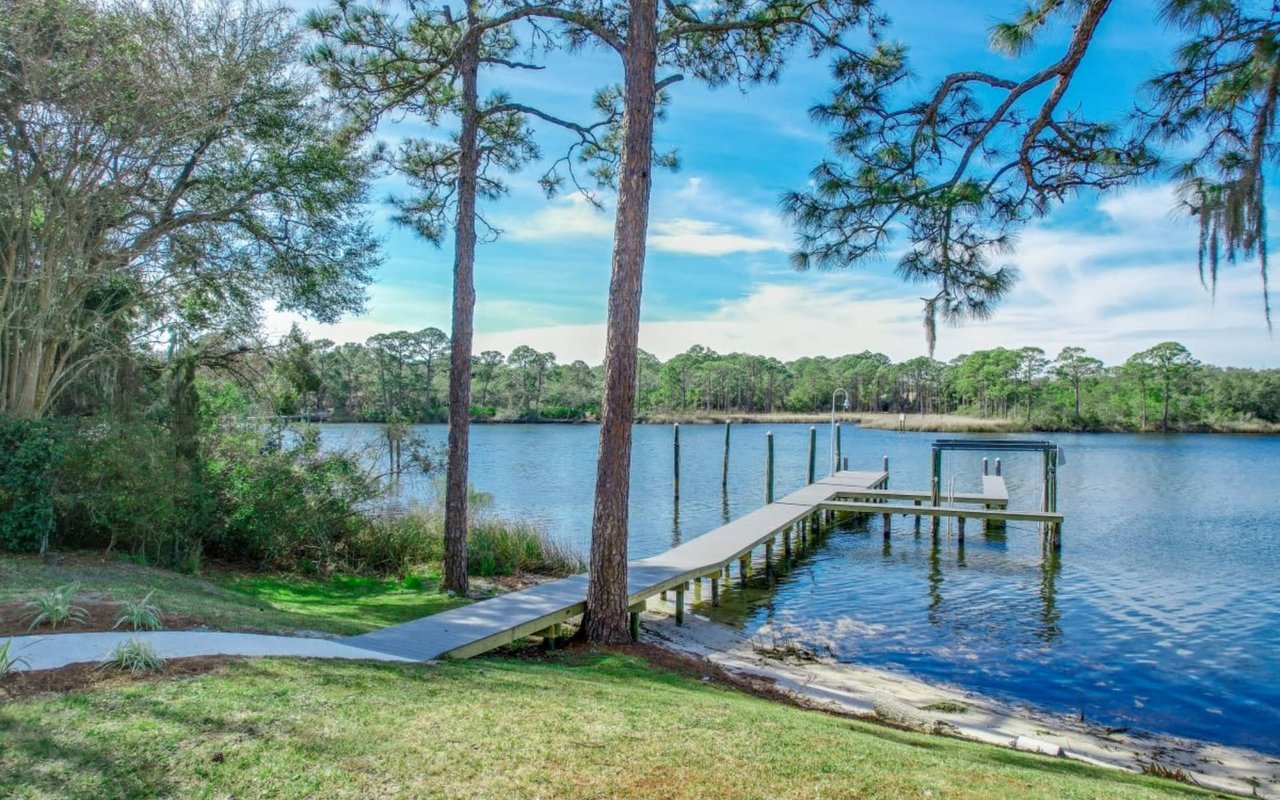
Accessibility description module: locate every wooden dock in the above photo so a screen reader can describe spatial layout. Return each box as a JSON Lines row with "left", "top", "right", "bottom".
{"left": 347, "top": 457, "right": 1058, "bottom": 662}
{"left": 346, "top": 470, "right": 888, "bottom": 661}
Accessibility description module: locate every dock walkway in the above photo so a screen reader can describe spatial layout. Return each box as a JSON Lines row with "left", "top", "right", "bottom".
{"left": 346, "top": 470, "right": 888, "bottom": 662}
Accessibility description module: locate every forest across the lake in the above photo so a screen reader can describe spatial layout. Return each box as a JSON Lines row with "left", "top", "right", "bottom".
{"left": 246, "top": 329, "right": 1278, "bottom": 433}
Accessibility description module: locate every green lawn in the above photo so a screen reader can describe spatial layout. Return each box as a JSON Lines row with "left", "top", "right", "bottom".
{"left": 0, "top": 554, "right": 468, "bottom": 636}
{"left": 0, "top": 651, "right": 1215, "bottom": 800}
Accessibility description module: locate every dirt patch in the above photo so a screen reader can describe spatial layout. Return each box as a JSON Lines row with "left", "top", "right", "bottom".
{"left": 0, "top": 600, "right": 207, "bottom": 637}
{"left": 0, "top": 655, "right": 239, "bottom": 701}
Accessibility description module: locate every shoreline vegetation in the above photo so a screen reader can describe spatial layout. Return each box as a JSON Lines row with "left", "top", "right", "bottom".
{"left": 315, "top": 411, "right": 1280, "bottom": 435}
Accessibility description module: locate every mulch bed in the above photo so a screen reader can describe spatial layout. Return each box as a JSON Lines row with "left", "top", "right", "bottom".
{"left": 0, "top": 655, "right": 240, "bottom": 701}
{"left": 0, "top": 600, "right": 207, "bottom": 638}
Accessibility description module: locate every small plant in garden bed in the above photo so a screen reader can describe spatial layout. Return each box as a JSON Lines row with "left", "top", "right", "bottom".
{"left": 114, "top": 590, "right": 164, "bottom": 631}
{"left": 1, "top": 639, "right": 29, "bottom": 677}
{"left": 103, "top": 637, "right": 165, "bottom": 675}
{"left": 25, "top": 582, "right": 88, "bottom": 630}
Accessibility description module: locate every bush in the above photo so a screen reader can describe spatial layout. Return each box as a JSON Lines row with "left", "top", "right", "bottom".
{"left": 205, "top": 423, "right": 381, "bottom": 570}
{"left": 114, "top": 590, "right": 164, "bottom": 631}
{"left": 0, "top": 417, "right": 66, "bottom": 552}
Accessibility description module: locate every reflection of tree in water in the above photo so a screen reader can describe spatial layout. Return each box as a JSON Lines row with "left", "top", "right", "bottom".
{"left": 1039, "top": 549, "right": 1062, "bottom": 643}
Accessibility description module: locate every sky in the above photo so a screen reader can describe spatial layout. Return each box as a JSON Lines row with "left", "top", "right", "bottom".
{"left": 270, "top": 0, "right": 1279, "bottom": 369}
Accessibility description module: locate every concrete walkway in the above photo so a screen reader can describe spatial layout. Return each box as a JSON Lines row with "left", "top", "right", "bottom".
{"left": 4, "top": 631, "right": 409, "bottom": 672}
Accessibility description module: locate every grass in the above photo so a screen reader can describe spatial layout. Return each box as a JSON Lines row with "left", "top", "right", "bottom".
{"left": 0, "top": 651, "right": 1216, "bottom": 799}
{"left": 0, "top": 554, "right": 469, "bottom": 636}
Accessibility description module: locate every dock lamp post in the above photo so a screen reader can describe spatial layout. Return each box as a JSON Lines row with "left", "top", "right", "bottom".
{"left": 830, "top": 388, "right": 850, "bottom": 475}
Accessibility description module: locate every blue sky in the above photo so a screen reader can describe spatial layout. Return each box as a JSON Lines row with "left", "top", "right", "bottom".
{"left": 274, "top": 0, "right": 1279, "bottom": 368}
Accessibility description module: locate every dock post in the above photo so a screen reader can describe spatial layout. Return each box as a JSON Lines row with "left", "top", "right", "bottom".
{"left": 883, "top": 512, "right": 891, "bottom": 538}
{"left": 883, "top": 455, "right": 889, "bottom": 480}
{"left": 739, "top": 554, "right": 751, "bottom": 585}
{"left": 765, "top": 431, "right": 775, "bottom": 504}
{"left": 630, "top": 611, "right": 640, "bottom": 640}
{"left": 783, "top": 526, "right": 792, "bottom": 557}
{"left": 930, "top": 447, "right": 942, "bottom": 507}
{"left": 722, "top": 421, "right": 731, "bottom": 487}
{"left": 693, "top": 577, "right": 702, "bottom": 601}
{"left": 995, "top": 458, "right": 1002, "bottom": 476}
{"left": 958, "top": 517, "right": 966, "bottom": 542}
{"left": 835, "top": 422, "right": 842, "bottom": 474}
{"left": 807, "top": 426, "right": 817, "bottom": 485}
{"left": 675, "top": 585, "right": 685, "bottom": 625}
{"left": 914, "top": 499, "right": 921, "bottom": 532}
{"left": 982, "top": 457, "right": 989, "bottom": 476}
{"left": 710, "top": 576, "right": 720, "bottom": 606}
{"left": 842, "top": 457, "right": 849, "bottom": 470}
{"left": 673, "top": 423, "right": 680, "bottom": 500}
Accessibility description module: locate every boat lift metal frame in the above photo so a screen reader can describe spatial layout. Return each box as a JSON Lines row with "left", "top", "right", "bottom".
{"left": 929, "top": 439, "right": 1062, "bottom": 517}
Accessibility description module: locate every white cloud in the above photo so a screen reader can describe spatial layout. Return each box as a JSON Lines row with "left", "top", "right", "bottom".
{"left": 501, "top": 193, "right": 615, "bottom": 242}
{"left": 648, "top": 218, "right": 786, "bottom": 256}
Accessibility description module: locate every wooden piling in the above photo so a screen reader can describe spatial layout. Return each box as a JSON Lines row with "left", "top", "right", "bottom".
{"left": 835, "top": 422, "right": 842, "bottom": 474}
{"left": 882, "top": 512, "right": 891, "bottom": 538}
{"left": 630, "top": 610, "right": 641, "bottom": 640}
{"left": 995, "top": 458, "right": 1002, "bottom": 476}
{"left": 673, "top": 423, "right": 680, "bottom": 500}
{"left": 765, "top": 431, "right": 775, "bottom": 503}
{"left": 930, "top": 448, "right": 943, "bottom": 506}
{"left": 807, "top": 426, "right": 817, "bottom": 485}
{"left": 958, "top": 516, "right": 966, "bottom": 542}
{"left": 982, "top": 457, "right": 989, "bottom": 476}
{"left": 739, "top": 554, "right": 751, "bottom": 585}
{"left": 710, "top": 577, "right": 720, "bottom": 606}
{"left": 721, "top": 421, "right": 731, "bottom": 487}
{"left": 675, "top": 585, "right": 685, "bottom": 625}
{"left": 764, "top": 537, "right": 774, "bottom": 574}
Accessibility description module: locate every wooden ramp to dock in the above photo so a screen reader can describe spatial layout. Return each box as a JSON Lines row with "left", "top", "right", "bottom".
{"left": 345, "top": 470, "right": 888, "bottom": 662}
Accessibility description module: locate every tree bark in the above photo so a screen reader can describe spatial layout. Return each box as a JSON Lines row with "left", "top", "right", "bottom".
{"left": 442, "top": 8, "right": 481, "bottom": 596}
{"left": 583, "top": 0, "right": 658, "bottom": 644}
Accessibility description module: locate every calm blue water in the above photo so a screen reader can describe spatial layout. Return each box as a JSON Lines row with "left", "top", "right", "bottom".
{"left": 322, "top": 423, "right": 1280, "bottom": 753}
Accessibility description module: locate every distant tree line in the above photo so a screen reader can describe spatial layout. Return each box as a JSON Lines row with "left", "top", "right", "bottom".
{"left": 265, "top": 331, "right": 1279, "bottom": 432}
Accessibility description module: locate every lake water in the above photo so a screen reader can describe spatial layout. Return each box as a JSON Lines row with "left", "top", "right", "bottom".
{"left": 322, "top": 422, "right": 1280, "bottom": 754}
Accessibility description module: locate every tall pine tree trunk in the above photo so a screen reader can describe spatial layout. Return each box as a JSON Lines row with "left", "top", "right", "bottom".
{"left": 583, "top": 0, "right": 657, "bottom": 644}
{"left": 442, "top": 14, "right": 481, "bottom": 596}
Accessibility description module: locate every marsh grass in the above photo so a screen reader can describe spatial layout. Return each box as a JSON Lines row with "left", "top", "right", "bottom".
{"left": 354, "top": 501, "right": 583, "bottom": 578}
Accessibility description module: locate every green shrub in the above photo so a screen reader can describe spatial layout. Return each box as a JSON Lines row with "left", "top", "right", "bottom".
{"left": 0, "top": 417, "right": 66, "bottom": 552}
{"left": 103, "top": 637, "right": 165, "bottom": 675}
{"left": 26, "top": 582, "right": 88, "bottom": 630}
{"left": 114, "top": 590, "right": 164, "bottom": 631}
{"left": 55, "top": 420, "right": 201, "bottom": 567}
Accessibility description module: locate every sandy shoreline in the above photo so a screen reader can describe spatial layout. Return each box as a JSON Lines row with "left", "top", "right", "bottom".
{"left": 640, "top": 606, "right": 1280, "bottom": 799}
